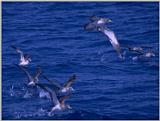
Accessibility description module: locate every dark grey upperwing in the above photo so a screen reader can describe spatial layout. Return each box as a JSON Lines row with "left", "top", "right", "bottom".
{"left": 121, "top": 45, "right": 132, "bottom": 50}
{"left": 123, "top": 45, "right": 144, "bottom": 55}
{"left": 11, "top": 45, "right": 18, "bottom": 50}
{"left": 130, "top": 50, "right": 144, "bottom": 55}
{"left": 63, "top": 74, "right": 76, "bottom": 88}
{"left": 36, "top": 83, "right": 59, "bottom": 106}
{"left": 90, "top": 15, "right": 100, "bottom": 21}
{"left": 17, "top": 65, "right": 33, "bottom": 83}
{"left": 84, "top": 22, "right": 97, "bottom": 31}
{"left": 42, "top": 75, "right": 62, "bottom": 89}
{"left": 59, "top": 94, "right": 71, "bottom": 105}
{"left": 11, "top": 45, "right": 23, "bottom": 54}
{"left": 33, "top": 67, "right": 42, "bottom": 81}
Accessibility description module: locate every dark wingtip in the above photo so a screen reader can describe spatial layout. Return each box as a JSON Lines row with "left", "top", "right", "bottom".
{"left": 36, "top": 66, "right": 42, "bottom": 73}
{"left": 10, "top": 44, "right": 17, "bottom": 49}
{"left": 36, "top": 65, "right": 41, "bottom": 70}
{"left": 90, "top": 15, "right": 96, "bottom": 18}
{"left": 84, "top": 23, "right": 95, "bottom": 31}
{"left": 16, "top": 64, "right": 26, "bottom": 70}
{"left": 72, "top": 74, "right": 76, "bottom": 80}
{"left": 84, "top": 23, "right": 89, "bottom": 30}
{"left": 90, "top": 15, "right": 99, "bottom": 21}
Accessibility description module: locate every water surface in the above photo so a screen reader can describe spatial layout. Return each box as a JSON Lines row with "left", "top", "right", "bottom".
{"left": 2, "top": 2, "right": 159, "bottom": 120}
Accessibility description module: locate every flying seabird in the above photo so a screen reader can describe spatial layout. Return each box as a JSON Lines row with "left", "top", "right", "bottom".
{"left": 11, "top": 45, "right": 31, "bottom": 66}
{"left": 17, "top": 65, "right": 42, "bottom": 86}
{"left": 84, "top": 15, "right": 112, "bottom": 31}
{"left": 35, "top": 83, "right": 72, "bottom": 116}
{"left": 84, "top": 16, "right": 123, "bottom": 58}
{"left": 42, "top": 74, "right": 76, "bottom": 93}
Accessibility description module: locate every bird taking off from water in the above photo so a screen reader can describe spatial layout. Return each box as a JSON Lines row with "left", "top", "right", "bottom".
{"left": 42, "top": 74, "right": 76, "bottom": 93}
{"left": 35, "top": 83, "right": 72, "bottom": 116}
{"left": 11, "top": 45, "right": 31, "bottom": 66}
{"left": 17, "top": 65, "right": 42, "bottom": 86}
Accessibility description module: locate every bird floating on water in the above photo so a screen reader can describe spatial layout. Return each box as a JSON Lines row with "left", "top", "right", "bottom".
{"left": 11, "top": 45, "right": 31, "bottom": 66}
{"left": 84, "top": 15, "right": 123, "bottom": 58}
{"left": 126, "top": 46, "right": 156, "bottom": 61}
{"left": 42, "top": 74, "right": 76, "bottom": 93}
{"left": 124, "top": 45, "right": 155, "bottom": 57}
{"left": 124, "top": 45, "right": 153, "bottom": 52}
{"left": 36, "top": 83, "right": 72, "bottom": 116}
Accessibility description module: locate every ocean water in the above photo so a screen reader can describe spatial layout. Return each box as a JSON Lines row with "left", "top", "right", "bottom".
{"left": 2, "top": 2, "right": 159, "bottom": 120}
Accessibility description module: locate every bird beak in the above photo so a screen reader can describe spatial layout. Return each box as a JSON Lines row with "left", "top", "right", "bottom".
{"left": 28, "top": 58, "right": 32, "bottom": 62}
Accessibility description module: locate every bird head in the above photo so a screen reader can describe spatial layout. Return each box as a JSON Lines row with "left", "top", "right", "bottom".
{"left": 24, "top": 54, "right": 31, "bottom": 61}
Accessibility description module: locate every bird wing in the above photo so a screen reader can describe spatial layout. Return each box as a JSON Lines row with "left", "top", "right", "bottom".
{"left": 11, "top": 45, "right": 25, "bottom": 62}
{"left": 63, "top": 74, "right": 76, "bottom": 88}
{"left": 122, "top": 45, "right": 144, "bottom": 55}
{"left": 130, "top": 49, "right": 144, "bottom": 55}
{"left": 121, "top": 45, "right": 132, "bottom": 50}
{"left": 11, "top": 45, "right": 23, "bottom": 54}
{"left": 103, "top": 28, "right": 122, "bottom": 58}
{"left": 36, "top": 83, "right": 59, "bottom": 106}
{"left": 42, "top": 75, "right": 62, "bottom": 89}
{"left": 84, "top": 22, "right": 97, "bottom": 31}
{"left": 90, "top": 15, "right": 100, "bottom": 21}
{"left": 59, "top": 94, "right": 71, "bottom": 105}
{"left": 33, "top": 67, "right": 42, "bottom": 82}
{"left": 17, "top": 65, "right": 33, "bottom": 83}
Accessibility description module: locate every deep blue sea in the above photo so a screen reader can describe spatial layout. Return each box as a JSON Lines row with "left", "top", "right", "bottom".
{"left": 2, "top": 2, "right": 159, "bottom": 120}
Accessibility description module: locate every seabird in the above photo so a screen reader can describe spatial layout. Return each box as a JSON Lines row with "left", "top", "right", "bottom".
{"left": 84, "top": 16, "right": 123, "bottom": 58}
{"left": 35, "top": 83, "right": 72, "bottom": 116}
{"left": 124, "top": 45, "right": 155, "bottom": 57}
{"left": 42, "top": 74, "right": 76, "bottom": 93}
{"left": 144, "top": 52, "right": 155, "bottom": 57}
{"left": 129, "top": 48, "right": 156, "bottom": 60}
{"left": 17, "top": 65, "right": 42, "bottom": 86}
{"left": 84, "top": 15, "right": 112, "bottom": 31}
{"left": 11, "top": 45, "right": 31, "bottom": 66}
{"left": 125, "top": 46, "right": 143, "bottom": 52}
{"left": 124, "top": 45, "right": 153, "bottom": 52}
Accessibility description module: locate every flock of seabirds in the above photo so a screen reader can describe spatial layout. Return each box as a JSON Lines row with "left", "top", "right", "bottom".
{"left": 10, "top": 16, "right": 156, "bottom": 116}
